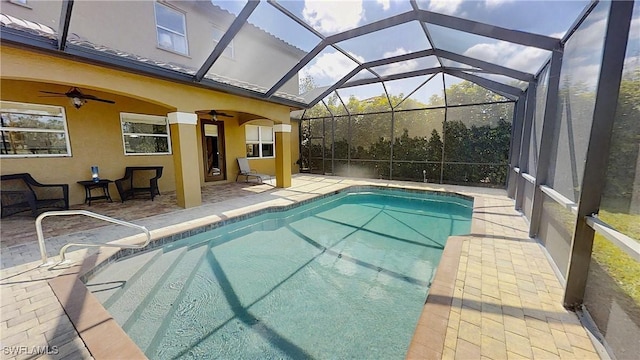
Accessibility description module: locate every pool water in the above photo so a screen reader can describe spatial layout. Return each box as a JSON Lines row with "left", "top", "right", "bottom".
{"left": 85, "top": 188, "right": 473, "bottom": 359}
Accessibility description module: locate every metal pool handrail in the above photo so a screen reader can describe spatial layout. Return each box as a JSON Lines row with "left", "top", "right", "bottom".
{"left": 36, "top": 210, "right": 151, "bottom": 266}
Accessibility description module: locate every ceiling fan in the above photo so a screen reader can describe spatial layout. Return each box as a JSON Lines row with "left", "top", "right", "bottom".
{"left": 39, "top": 87, "right": 115, "bottom": 109}
{"left": 206, "top": 110, "right": 233, "bottom": 119}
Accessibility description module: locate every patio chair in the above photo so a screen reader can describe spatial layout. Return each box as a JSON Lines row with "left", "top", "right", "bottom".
{"left": 115, "top": 166, "right": 163, "bottom": 202}
{"left": 0, "top": 173, "right": 69, "bottom": 218}
{"left": 236, "top": 158, "right": 272, "bottom": 184}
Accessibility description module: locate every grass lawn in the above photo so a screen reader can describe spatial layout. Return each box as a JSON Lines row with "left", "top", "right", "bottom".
{"left": 592, "top": 210, "right": 640, "bottom": 306}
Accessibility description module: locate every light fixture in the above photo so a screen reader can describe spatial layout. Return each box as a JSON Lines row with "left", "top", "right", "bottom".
{"left": 71, "top": 96, "right": 86, "bottom": 109}
{"left": 91, "top": 165, "right": 100, "bottom": 182}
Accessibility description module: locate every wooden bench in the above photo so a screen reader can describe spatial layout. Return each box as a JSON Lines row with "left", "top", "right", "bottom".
{"left": 0, "top": 173, "right": 69, "bottom": 218}
{"left": 115, "top": 166, "right": 163, "bottom": 202}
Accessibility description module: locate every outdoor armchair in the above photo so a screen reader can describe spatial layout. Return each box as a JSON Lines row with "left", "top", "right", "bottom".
{"left": 115, "top": 166, "right": 163, "bottom": 202}
{"left": 0, "top": 173, "right": 69, "bottom": 218}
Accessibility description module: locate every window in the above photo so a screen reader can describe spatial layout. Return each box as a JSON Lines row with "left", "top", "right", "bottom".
{"left": 245, "top": 125, "right": 274, "bottom": 158}
{"left": 213, "top": 27, "right": 234, "bottom": 59}
{"left": 154, "top": 2, "right": 188, "bottom": 55}
{"left": 0, "top": 101, "right": 71, "bottom": 157}
{"left": 120, "top": 113, "right": 171, "bottom": 155}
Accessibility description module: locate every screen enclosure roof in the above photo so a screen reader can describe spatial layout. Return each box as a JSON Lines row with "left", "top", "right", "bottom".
{"left": 0, "top": 0, "right": 595, "bottom": 110}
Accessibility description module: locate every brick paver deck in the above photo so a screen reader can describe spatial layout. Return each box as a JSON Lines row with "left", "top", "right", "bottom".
{"left": 0, "top": 175, "right": 602, "bottom": 359}
{"left": 406, "top": 195, "right": 600, "bottom": 359}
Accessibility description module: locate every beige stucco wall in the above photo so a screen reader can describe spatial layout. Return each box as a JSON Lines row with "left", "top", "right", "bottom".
{"left": 291, "top": 119, "right": 301, "bottom": 173}
{"left": 226, "top": 119, "right": 301, "bottom": 177}
{"left": 1, "top": 45, "right": 299, "bottom": 206}
{"left": 0, "top": 46, "right": 292, "bottom": 121}
{"left": 0, "top": 79, "right": 177, "bottom": 205}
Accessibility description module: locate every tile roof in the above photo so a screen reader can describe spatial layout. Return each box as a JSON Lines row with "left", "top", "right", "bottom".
{"left": 0, "top": 13, "right": 305, "bottom": 104}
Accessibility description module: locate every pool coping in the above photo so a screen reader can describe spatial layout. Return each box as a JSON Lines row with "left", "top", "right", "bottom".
{"left": 406, "top": 196, "right": 485, "bottom": 358}
{"left": 47, "top": 185, "right": 480, "bottom": 359}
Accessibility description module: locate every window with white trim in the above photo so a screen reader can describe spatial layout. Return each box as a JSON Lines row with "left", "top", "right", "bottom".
{"left": 245, "top": 125, "right": 274, "bottom": 158}
{"left": 0, "top": 101, "right": 71, "bottom": 157}
{"left": 154, "top": 2, "right": 188, "bottom": 55}
{"left": 213, "top": 27, "right": 234, "bottom": 59}
{"left": 120, "top": 113, "right": 171, "bottom": 155}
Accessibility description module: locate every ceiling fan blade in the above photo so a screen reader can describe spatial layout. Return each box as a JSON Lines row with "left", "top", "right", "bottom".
{"left": 39, "top": 90, "right": 67, "bottom": 95}
{"left": 82, "top": 93, "right": 115, "bottom": 103}
{"left": 38, "top": 87, "right": 114, "bottom": 106}
{"left": 88, "top": 97, "right": 116, "bottom": 104}
{"left": 217, "top": 113, "right": 233, "bottom": 117}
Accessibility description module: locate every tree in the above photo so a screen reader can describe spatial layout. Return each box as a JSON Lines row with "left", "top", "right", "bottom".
{"left": 602, "top": 69, "right": 640, "bottom": 212}
{"left": 298, "top": 80, "right": 514, "bottom": 186}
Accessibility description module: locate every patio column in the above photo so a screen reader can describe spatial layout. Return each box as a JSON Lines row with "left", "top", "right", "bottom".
{"left": 274, "top": 124, "right": 292, "bottom": 188}
{"left": 168, "top": 112, "right": 202, "bottom": 208}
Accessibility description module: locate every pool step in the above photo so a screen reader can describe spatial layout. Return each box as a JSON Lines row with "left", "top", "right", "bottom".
{"left": 104, "top": 247, "right": 188, "bottom": 327}
{"left": 123, "top": 242, "right": 209, "bottom": 353}
{"left": 85, "top": 249, "right": 162, "bottom": 304}
{"left": 144, "top": 242, "right": 214, "bottom": 358}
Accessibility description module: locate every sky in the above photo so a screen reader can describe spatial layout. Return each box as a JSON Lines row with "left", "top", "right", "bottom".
{"left": 210, "top": 0, "right": 637, "bottom": 104}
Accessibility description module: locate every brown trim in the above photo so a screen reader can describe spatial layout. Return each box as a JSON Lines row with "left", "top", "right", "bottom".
{"left": 200, "top": 118, "right": 226, "bottom": 182}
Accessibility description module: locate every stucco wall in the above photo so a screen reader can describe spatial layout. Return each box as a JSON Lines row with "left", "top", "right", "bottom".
{"left": 0, "top": 79, "right": 176, "bottom": 205}
{"left": 1, "top": 46, "right": 300, "bottom": 206}
{"left": 291, "top": 119, "right": 300, "bottom": 173}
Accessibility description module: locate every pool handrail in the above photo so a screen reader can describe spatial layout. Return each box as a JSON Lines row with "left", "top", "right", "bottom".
{"left": 35, "top": 210, "right": 151, "bottom": 266}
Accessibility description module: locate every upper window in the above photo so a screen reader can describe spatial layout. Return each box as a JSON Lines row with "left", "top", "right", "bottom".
{"left": 213, "top": 27, "right": 234, "bottom": 59}
{"left": 245, "top": 125, "right": 274, "bottom": 158}
{"left": 154, "top": 2, "right": 188, "bottom": 55}
{"left": 120, "top": 113, "right": 171, "bottom": 155}
{"left": 0, "top": 101, "right": 71, "bottom": 157}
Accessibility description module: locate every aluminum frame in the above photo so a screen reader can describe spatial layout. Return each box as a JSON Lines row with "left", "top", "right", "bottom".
{"left": 528, "top": 49, "right": 563, "bottom": 238}
{"left": 515, "top": 84, "right": 537, "bottom": 211}
{"left": 563, "top": 0, "right": 634, "bottom": 307}
{"left": 2, "top": 0, "right": 582, "bottom": 110}
{"left": 507, "top": 94, "right": 526, "bottom": 198}
{"left": 57, "top": 0, "right": 74, "bottom": 51}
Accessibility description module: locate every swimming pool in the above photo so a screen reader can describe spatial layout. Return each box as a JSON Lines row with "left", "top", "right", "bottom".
{"left": 84, "top": 187, "right": 473, "bottom": 359}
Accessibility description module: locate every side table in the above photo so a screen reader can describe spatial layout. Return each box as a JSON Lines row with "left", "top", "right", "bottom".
{"left": 77, "top": 179, "right": 113, "bottom": 205}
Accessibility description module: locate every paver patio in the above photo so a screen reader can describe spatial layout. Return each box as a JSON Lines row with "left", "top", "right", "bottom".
{"left": 0, "top": 175, "right": 602, "bottom": 359}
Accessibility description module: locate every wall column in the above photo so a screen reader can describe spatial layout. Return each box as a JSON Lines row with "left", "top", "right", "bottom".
{"left": 274, "top": 124, "right": 292, "bottom": 188}
{"left": 168, "top": 112, "right": 202, "bottom": 208}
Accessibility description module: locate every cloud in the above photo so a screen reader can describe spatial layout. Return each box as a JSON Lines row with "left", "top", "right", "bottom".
{"left": 565, "top": 63, "right": 601, "bottom": 91}
{"left": 464, "top": 41, "right": 548, "bottom": 73}
{"left": 623, "top": 55, "right": 640, "bottom": 74}
{"left": 549, "top": 31, "right": 565, "bottom": 39}
{"left": 485, "top": 0, "right": 514, "bottom": 9}
{"left": 384, "top": 48, "right": 411, "bottom": 58}
{"left": 301, "top": 51, "right": 364, "bottom": 84}
{"left": 377, "top": 48, "right": 420, "bottom": 76}
{"left": 631, "top": 13, "right": 640, "bottom": 40}
{"left": 377, "top": 0, "right": 390, "bottom": 11}
{"left": 303, "top": 0, "right": 364, "bottom": 34}
{"left": 428, "top": 0, "right": 463, "bottom": 15}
